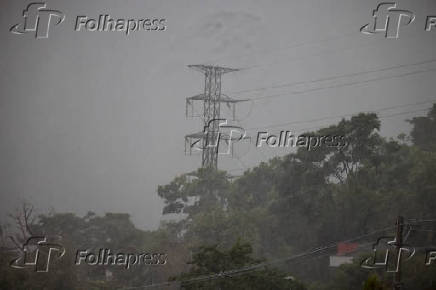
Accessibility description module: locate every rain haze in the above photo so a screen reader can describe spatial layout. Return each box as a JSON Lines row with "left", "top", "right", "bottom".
{"left": 1, "top": 1, "right": 436, "bottom": 288}
{"left": 2, "top": 0, "right": 435, "bottom": 229}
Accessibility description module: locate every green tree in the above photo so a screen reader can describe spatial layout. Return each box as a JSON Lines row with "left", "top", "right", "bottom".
{"left": 174, "top": 240, "right": 307, "bottom": 290}
{"left": 408, "top": 104, "right": 436, "bottom": 151}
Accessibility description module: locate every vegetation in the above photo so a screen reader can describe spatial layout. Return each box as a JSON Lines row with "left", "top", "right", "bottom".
{"left": 2, "top": 105, "right": 436, "bottom": 289}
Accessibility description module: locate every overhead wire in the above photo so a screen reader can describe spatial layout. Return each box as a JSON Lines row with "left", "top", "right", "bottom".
{"left": 120, "top": 225, "right": 395, "bottom": 289}
{"left": 245, "top": 98, "right": 436, "bottom": 131}
{"left": 249, "top": 66, "right": 436, "bottom": 102}
{"left": 228, "top": 58, "right": 436, "bottom": 96}
{"left": 231, "top": 30, "right": 423, "bottom": 75}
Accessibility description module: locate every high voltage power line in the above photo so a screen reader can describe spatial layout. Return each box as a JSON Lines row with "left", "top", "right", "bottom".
{"left": 228, "top": 107, "right": 434, "bottom": 174}
{"left": 295, "top": 107, "right": 433, "bottom": 133}
{"left": 227, "top": 103, "right": 434, "bottom": 174}
{"left": 246, "top": 98, "right": 436, "bottom": 131}
{"left": 228, "top": 58, "right": 436, "bottom": 96}
{"left": 184, "top": 33, "right": 435, "bottom": 147}
{"left": 241, "top": 32, "right": 424, "bottom": 76}
{"left": 248, "top": 66, "right": 436, "bottom": 102}
{"left": 218, "top": 62, "right": 436, "bottom": 156}
{"left": 201, "top": 23, "right": 422, "bottom": 79}
{"left": 219, "top": 61, "right": 436, "bottom": 172}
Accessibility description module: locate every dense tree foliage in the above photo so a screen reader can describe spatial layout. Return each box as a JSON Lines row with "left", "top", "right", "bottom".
{"left": 174, "top": 240, "right": 307, "bottom": 290}
{"left": 159, "top": 107, "right": 436, "bottom": 289}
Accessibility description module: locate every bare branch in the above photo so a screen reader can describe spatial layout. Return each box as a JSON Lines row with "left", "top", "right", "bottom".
{"left": 8, "top": 235, "right": 23, "bottom": 252}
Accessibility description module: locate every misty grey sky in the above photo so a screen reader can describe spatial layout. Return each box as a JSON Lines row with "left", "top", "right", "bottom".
{"left": 1, "top": 0, "right": 435, "bottom": 230}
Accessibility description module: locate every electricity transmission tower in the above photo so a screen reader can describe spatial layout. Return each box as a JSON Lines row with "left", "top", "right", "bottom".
{"left": 185, "top": 65, "right": 248, "bottom": 169}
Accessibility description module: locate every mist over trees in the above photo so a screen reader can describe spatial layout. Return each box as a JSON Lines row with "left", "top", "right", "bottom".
{"left": 1, "top": 105, "right": 436, "bottom": 289}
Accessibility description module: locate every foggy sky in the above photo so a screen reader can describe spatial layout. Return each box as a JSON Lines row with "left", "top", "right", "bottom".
{"left": 1, "top": 0, "right": 436, "bottom": 229}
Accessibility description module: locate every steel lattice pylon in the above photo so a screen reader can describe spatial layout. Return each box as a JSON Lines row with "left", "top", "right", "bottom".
{"left": 185, "top": 65, "right": 247, "bottom": 169}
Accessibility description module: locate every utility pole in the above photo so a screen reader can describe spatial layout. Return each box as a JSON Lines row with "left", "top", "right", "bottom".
{"left": 185, "top": 65, "right": 248, "bottom": 170}
{"left": 393, "top": 215, "right": 404, "bottom": 290}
